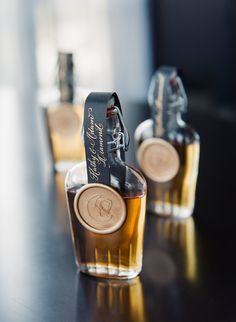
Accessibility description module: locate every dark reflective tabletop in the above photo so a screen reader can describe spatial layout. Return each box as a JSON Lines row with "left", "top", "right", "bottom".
{"left": 0, "top": 91, "right": 236, "bottom": 322}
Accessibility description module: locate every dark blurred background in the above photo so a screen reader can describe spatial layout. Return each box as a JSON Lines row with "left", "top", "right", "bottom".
{"left": 149, "top": 0, "right": 236, "bottom": 106}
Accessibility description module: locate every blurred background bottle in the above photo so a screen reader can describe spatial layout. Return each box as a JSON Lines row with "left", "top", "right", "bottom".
{"left": 135, "top": 67, "right": 200, "bottom": 218}
{"left": 44, "top": 52, "right": 85, "bottom": 173}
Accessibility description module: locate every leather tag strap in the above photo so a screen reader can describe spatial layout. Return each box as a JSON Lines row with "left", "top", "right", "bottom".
{"left": 84, "top": 92, "right": 123, "bottom": 185}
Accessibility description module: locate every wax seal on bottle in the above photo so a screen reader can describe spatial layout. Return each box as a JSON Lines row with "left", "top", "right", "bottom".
{"left": 137, "top": 138, "right": 180, "bottom": 182}
{"left": 74, "top": 183, "right": 126, "bottom": 234}
{"left": 49, "top": 107, "right": 80, "bottom": 136}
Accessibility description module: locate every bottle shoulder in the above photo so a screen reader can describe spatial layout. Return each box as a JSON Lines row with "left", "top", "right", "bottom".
{"left": 65, "top": 161, "right": 87, "bottom": 190}
{"left": 168, "top": 123, "right": 200, "bottom": 145}
{"left": 120, "top": 163, "right": 147, "bottom": 197}
{"left": 65, "top": 160, "right": 146, "bottom": 197}
{"left": 134, "top": 119, "right": 153, "bottom": 143}
{"left": 46, "top": 102, "right": 83, "bottom": 113}
{"left": 135, "top": 118, "right": 200, "bottom": 145}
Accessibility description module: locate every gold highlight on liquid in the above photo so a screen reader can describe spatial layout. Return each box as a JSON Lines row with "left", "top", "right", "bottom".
{"left": 67, "top": 188, "right": 146, "bottom": 279}
{"left": 46, "top": 103, "right": 85, "bottom": 172}
{"left": 147, "top": 142, "right": 200, "bottom": 218}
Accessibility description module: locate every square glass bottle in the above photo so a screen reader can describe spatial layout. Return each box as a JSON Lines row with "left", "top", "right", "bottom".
{"left": 45, "top": 52, "right": 85, "bottom": 173}
{"left": 135, "top": 67, "right": 200, "bottom": 218}
{"left": 65, "top": 92, "right": 147, "bottom": 279}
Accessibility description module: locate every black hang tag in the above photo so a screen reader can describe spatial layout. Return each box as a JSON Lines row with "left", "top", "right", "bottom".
{"left": 84, "top": 92, "right": 123, "bottom": 185}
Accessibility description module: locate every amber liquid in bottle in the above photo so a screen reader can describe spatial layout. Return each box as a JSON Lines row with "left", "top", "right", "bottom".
{"left": 67, "top": 183, "right": 146, "bottom": 278}
{"left": 147, "top": 140, "right": 200, "bottom": 217}
{"left": 136, "top": 118, "right": 199, "bottom": 218}
{"left": 46, "top": 103, "right": 85, "bottom": 172}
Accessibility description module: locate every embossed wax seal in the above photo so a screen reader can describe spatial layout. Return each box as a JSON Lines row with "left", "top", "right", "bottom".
{"left": 74, "top": 183, "right": 126, "bottom": 234}
{"left": 49, "top": 106, "right": 80, "bottom": 136}
{"left": 137, "top": 138, "right": 180, "bottom": 183}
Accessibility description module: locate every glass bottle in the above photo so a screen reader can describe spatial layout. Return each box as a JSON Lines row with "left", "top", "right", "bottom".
{"left": 45, "top": 52, "right": 85, "bottom": 173}
{"left": 65, "top": 93, "right": 147, "bottom": 279}
{"left": 135, "top": 67, "right": 200, "bottom": 218}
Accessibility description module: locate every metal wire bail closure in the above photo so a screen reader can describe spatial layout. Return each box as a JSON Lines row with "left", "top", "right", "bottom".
{"left": 107, "top": 106, "right": 130, "bottom": 153}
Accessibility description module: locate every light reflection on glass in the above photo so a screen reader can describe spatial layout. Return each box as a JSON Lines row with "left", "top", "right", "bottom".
{"left": 76, "top": 274, "right": 147, "bottom": 322}
{"left": 54, "top": 173, "right": 70, "bottom": 234}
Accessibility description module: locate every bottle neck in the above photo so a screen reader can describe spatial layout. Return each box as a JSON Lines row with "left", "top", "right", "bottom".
{"left": 149, "top": 67, "right": 187, "bottom": 138}
{"left": 154, "top": 109, "right": 184, "bottom": 137}
{"left": 108, "top": 148, "right": 122, "bottom": 166}
{"left": 106, "top": 108, "right": 123, "bottom": 164}
{"left": 58, "top": 53, "right": 74, "bottom": 103}
{"left": 168, "top": 110, "right": 184, "bottom": 128}
{"left": 105, "top": 108, "right": 127, "bottom": 189}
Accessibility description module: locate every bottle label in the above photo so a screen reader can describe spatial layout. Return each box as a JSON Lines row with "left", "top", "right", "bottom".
{"left": 73, "top": 183, "right": 126, "bottom": 234}
{"left": 137, "top": 138, "right": 180, "bottom": 182}
{"left": 49, "top": 106, "right": 80, "bottom": 136}
{"left": 84, "top": 92, "right": 124, "bottom": 185}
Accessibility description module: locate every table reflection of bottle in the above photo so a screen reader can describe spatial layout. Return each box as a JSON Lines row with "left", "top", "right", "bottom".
{"left": 144, "top": 217, "right": 197, "bottom": 285}
{"left": 142, "top": 217, "right": 198, "bottom": 321}
{"left": 76, "top": 274, "right": 147, "bottom": 322}
{"left": 157, "top": 217, "right": 197, "bottom": 282}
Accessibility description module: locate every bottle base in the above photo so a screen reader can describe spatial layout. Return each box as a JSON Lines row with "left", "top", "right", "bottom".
{"left": 78, "top": 263, "right": 141, "bottom": 280}
{"left": 148, "top": 201, "right": 193, "bottom": 219}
